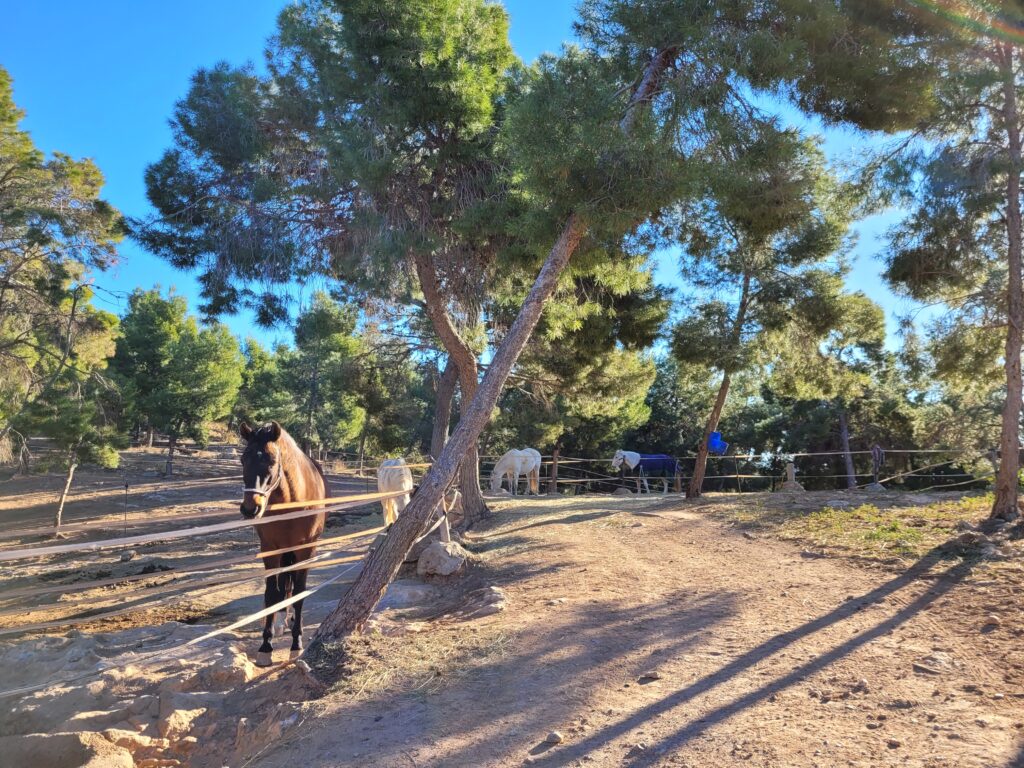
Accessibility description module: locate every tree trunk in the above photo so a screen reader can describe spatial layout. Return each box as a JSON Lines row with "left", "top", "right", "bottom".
{"left": 307, "top": 213, "right": 587, "bottom": 655}
{"left": 688, "top": 372, "right": 731, "bottom": 499}
{"left": 838, "top": 408, "right": 856, "bottom": 489}
{"left": 147, "top": 427, "right": 154, "bottom": 448}
{"left": 54, "top": 450, "right": 78, "bottom": 530}
{"left": 688, "top": 271, "right": 750, "bottom": 499}
{"left": 164, "top": 436, "right": 176, "bottom": 476}
{"left": 412, "top": 253, "right": 487, "bottom": 525}
{"left": 548, "top": 446, "right": 560, "bottom": 495}
{"left": 993, "top": 44, "right": 1024, "bottom": 521}
{"left": 305, "top": 47, "right": 675, "bottom": 656}
{"left": 456, "top": 372, "right": 487, "bottom": 525}
{"left": 357, "top": 429, "right": 366, "bottom": 477}
{"left": 429, "top": 360, "right": 458, "bottom": 460}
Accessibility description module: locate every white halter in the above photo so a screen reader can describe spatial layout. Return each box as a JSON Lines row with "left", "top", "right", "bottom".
{"left": 242, "top": 463, "right": 283, "bottom": 518}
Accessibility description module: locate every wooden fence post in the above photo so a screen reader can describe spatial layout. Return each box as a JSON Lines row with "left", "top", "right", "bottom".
{"left": 549, "top": 448, "right": 560, "bottom": 495}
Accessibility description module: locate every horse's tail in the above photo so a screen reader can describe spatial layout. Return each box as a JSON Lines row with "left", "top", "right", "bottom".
{"left": 311, "top": 458, "right": 330, "bottom": 498}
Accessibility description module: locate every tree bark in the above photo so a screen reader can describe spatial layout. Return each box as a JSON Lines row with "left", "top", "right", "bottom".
{"left": 838, "top": 408, "right": 857, "bottom": 489}
{"left": 412, "top": 252, "right": 487, "bottom": 524}
{"left": 306, "top": 47, "right": 676, "bottom": 656}
{"left": 455, "top": 371, "right": 487, "bottom": 525}
{"left": 429, "top": 359, "right": 458, "bottom": 460}
{"left": 688, "top": 271, "right": 750, "bottom": 499}
{"left": 548, "top": 445, "right": 560, "bottom": 495}
{"left": 307, "top": 213, "right": 587, "bottom": 654}
{"left": 54, "top": 455, "right": 77, "bottom": 530}
{"left": 993, "top": 43, "right": 1024, "bottom": 521}
{"left": 164, "top": 436, "right": 176, "bottom": 476}
{"left": 688, "top": 372, "right": 731, "bottom": 499}
{"left": 357, "top": 429, "right": 366, "bottom": 477}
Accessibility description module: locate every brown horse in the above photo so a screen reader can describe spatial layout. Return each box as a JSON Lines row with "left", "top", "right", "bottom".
{"left": 239, "top": 421, "right": 327, "bottom": 666}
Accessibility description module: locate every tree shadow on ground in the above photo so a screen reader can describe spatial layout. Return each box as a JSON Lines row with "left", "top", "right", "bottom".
{"left": 524, "top": 541, "right": 983, "bottom": 767}
{"left": 252, "top": 582, "right": 739, "bottom": 768}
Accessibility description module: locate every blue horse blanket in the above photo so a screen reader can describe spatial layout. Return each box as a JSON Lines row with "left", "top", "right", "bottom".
{"left": 633, "top": 454, "right": 679, "bottom": 477}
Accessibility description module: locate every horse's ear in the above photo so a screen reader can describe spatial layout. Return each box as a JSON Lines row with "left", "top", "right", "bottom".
{"left": 267, "top": 420, "right": 282, "bottom": 441}
{"left": 239, "top": 422, "right": 254, "bottom": 442}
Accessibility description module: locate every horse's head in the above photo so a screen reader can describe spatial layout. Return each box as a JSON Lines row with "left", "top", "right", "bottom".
{"left": 239, "top": 420, "right": 285, "bottom": 519}
{"left": 488, "top": 466, "right": 503, "bottom": 492}
{"left": 611, "top": 450, "right": 626, "bottom": 470}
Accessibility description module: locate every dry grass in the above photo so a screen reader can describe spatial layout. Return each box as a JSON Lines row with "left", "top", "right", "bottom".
{"left": 331, "top": 624, "right": 514, "bottom": 700}
{"left": 708, "top": 491, "right": 999, "bottom": 561}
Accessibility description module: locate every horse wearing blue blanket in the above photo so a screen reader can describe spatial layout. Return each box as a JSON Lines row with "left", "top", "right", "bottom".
{"left": 611, "top": 450, "right": 679, "bottom": 494}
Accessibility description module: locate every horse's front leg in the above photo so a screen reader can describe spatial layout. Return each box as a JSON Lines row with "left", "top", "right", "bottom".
{"left": 289, "top": 552, "right": 315, "bottom": 659}
{"left": 256, "top": 565, "right": 282, "bottom": 667}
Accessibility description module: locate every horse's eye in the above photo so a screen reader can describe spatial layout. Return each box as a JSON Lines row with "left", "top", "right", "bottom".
{"left": 257, "top": 451, "right": 264, "bottom": 458}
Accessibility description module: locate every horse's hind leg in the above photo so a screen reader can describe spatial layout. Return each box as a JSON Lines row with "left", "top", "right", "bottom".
{"left": 274, "top": 554, "right": 297, "bottom": 639}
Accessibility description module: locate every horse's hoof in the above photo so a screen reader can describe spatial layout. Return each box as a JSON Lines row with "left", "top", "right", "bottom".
{"left": 255, "top": 651, "right": 274, "bottom": 667}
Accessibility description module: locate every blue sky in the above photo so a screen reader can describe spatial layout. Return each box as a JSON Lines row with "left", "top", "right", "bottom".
{"left": 4, "top": 1, "right": 924, "bottom": 348}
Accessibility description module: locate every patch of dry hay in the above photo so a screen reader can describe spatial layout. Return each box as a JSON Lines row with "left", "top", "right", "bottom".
{"left": 331, "top": 625, "right": 513, "bottom": 700}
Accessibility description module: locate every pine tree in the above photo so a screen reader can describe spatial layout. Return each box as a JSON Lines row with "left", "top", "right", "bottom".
{"left": 669, "top": 119, "right": 852, "bottom": 497}
{"left": 112, "top": 290, "right": 242, "bottom": 474}
{"left": 771, "top": 292, "right": 887, "bottom": 487}
{"left": 0, "top": 67, "right": 125, "bottom": 443}
{"left": 277, "top": 293, "right": 366, "bottom": 455}
{"left": 15, "top": 289, "right": 122, "bottom": 528}
{"left": 871, "top": 2, "right": 1024, "bottom": 519}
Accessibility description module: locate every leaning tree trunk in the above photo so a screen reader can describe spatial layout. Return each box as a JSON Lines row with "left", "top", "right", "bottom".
{"left": 53, "top": 452, "right": 79, "bottom": 530}
{"left": 838, "top": 408, "right": 857, "bottom": 490}
{"left": 688, "top": 372, "right": 732, "bottom": 499}
{"left": 412, "top": 253, "right": 488, "bottom": 525}
{"left": 308, "top": 214, "right": 587, "bottom": 654}
{"left": 993, "top": 43, "right": 1024, "bottom": 521}
{"left": 305, "top": 47, "right": 676, "bottom": 656}
{"left": 688, "top": 272, "right": 751, "bottom": 499}
{"left": 429, "top": 360, "right": 458, "bottom": 460}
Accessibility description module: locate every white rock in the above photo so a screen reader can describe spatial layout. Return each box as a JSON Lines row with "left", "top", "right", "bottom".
{"left": 416, "top": 541, "right": 469, "bottom": 577}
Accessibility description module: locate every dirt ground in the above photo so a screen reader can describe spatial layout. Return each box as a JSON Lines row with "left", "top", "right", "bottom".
{"left": 1, "top": 458, "right": 1023, "bottom": 768}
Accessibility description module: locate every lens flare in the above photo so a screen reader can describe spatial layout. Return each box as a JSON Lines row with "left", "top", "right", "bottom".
{"left": 905, "top": 0, "right": 1024, "bottom": 45}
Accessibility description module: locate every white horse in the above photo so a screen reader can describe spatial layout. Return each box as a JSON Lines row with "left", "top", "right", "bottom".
{"left": 490, "top": 448, "right": 542, "bottom": 495}
{"left": 377, "top": 458, "right": 414, "bottom": 524}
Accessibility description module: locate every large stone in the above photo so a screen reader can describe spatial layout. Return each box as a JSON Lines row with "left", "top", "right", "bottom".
{"left": 612, "top": 487, "right": 634, "bottom": 497}
{"left": 416, "top": 541, "right": 469, "bottom": 577}
{"left": 377, "top": 579, "right": 440, "bottom": 610}
{"left": 404, "top": 518, "right": 450, "bottom": 562}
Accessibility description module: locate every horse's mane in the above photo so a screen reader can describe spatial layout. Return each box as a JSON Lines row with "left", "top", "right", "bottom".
{"left": 276, "top": 428, "right": 327, "bottom": 493}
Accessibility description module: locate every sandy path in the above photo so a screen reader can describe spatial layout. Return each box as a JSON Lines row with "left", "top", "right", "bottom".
{"left": 251, "top": 495, "right": 1024, "bottom": 768}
